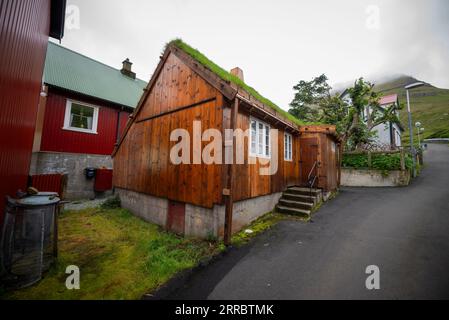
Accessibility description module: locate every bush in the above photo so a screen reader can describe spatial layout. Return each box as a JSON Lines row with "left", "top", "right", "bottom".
{"left": 342, "top": 152, "right": 413, "bottom": 171}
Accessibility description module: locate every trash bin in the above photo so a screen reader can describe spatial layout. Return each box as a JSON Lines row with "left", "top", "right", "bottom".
{"left": 0, "top": 194, "right": 60, "bottom": 289}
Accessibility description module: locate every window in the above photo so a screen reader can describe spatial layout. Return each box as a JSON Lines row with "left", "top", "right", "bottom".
{"left": 284, "top": 133, "right": 293, "bottom": 161}
{"left": 63, "top": 100, "right": 99, "bottom": 134}
{"left": 250, "top": 117, "right": 270, "bottom": 158}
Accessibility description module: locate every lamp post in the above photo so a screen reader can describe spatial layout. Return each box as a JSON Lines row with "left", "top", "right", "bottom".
{"left": 405, "top": 82, "right": 424, "bottom": 177}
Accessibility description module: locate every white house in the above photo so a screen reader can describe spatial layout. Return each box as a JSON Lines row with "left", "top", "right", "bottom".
{"left": 341, "top": 91, "right": 404, "bottom": 149}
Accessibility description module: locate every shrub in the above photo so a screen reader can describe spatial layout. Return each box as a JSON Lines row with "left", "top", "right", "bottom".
{"left": 342, "top": 152, "right": 413, "bottom": 171}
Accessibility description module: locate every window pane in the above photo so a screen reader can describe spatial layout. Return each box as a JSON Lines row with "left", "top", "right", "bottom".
{"left": 289, "top": 136, "right": 292, "bottom": 159}
{"left": 70, "top": 103, "right": 94, "bottom": 130}
{"left": 265, "top": 125, "right": 270, "bottom": 156}
{"left": 258, "top": 123, "right": 264, "bottom": 154}
{"left": 251, "top": 120, "right": 257, "bottom": 154}
{"left": 284, "top": 135, "right": 288, "bottom": 159}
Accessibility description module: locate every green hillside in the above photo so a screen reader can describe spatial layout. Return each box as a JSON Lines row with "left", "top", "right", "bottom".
{"left": 373, "top": 76, "right": 449, "bottom": 142}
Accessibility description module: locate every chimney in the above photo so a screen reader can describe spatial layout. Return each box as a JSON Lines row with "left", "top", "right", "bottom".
{"left": 230, "top": 67, "right": 244, "bottom": 82}
{"left": 121, "top": 58, "right": 136, "bottom": 79}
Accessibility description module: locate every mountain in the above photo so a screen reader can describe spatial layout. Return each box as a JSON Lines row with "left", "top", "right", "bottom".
{"left": 373, "top": 76, "right": 449, "bottom": 141}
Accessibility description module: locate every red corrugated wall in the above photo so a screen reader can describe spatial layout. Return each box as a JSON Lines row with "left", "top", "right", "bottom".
{"left": 31, "top": 174, "right": 65, "bottom": 197}
{"left": 0, "top": 0, "right": 51, "bottom": 222}
{"left": 40, "top": 90, "right": 131, "bottom": 155}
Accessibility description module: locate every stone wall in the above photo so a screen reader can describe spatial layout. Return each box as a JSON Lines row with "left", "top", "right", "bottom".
{"left": 341, "top": 168, "right": 411, "bottom": 187}
{"left": 116, "top": 188, "right": 282, "bottom": 239}
{"left": 30, "top": 151, "right": 113, "bottom": 200}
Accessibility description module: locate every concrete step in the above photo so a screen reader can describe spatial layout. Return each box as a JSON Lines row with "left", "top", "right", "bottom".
{"left": 276, "top": 205, "right": 311, "bottom": 217}
{"left": 282, "top": 192, "right": 316, "bottom": 204}
{"left": 279, "top": 198, "right": 314, "bottom": 210}
{"left": 286, "top": 187, "right": 321, "bottom": 196}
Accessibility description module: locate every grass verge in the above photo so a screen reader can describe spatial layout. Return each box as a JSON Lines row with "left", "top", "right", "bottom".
{"left": 1, "top": 207, "right": 220, "bottom": 300}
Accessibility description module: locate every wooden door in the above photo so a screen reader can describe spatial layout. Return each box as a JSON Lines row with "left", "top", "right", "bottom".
{"left": 300, "top": 138, "right": 319, "bottom": 186}
{"left": 167, "top": 201, "right": 185, "bottom": 235}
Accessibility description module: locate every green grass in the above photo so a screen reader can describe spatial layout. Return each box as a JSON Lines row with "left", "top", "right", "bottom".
{"left": 374, "top": 75, "right": 449, "bottom": 142}
{"left": 169, "top": 39, "right": 307, "bottom": 126}
{"left": 2, "top": 208, "right": 220, "bottom": 300}
{"left": 231, "top": 212, "right": 285, "bottom": 247}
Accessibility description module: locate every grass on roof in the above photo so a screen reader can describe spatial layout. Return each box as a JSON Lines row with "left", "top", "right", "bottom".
{"left": 169, "top": 39, "right": 306, "bottom": 126}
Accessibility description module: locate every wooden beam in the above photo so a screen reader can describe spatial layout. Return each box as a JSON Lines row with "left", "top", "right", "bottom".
{"left": 224, "top": 98, "right": 239, "bottom": 245}
{"left": 135, "top": 97, "right": 216, "bottom": 123}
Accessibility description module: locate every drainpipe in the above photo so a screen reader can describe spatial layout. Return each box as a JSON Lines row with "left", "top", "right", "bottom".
{"left": 223, "top": 98, "right": 239, "bottom": 246}
{"left": 115, "top": 107, "right": 123, "bottom": 144}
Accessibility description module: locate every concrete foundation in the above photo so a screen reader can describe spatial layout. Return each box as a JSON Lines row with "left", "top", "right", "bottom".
{"left": 116, "top": 188, "right": 282, "bottom": 239}
{"left": 30, "top": 151, "right": 113, "bottom": 200}
{"left": 341, "top": 168, "right": 411, "bottom": 187}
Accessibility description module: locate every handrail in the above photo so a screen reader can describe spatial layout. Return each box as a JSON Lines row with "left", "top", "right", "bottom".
{"left": 307, "top": 160, "right": 319, "bottom": 198}
{"left": 307, "top": 160, "right": 318, "bottom": 183}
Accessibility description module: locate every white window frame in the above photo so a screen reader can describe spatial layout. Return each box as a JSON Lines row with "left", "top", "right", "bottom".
{"left": 284, "top": 133, "right": 293, "bottom": 161}
{"left": 249, "top": 117, "right": 271, "bottom": 159}
{"left": 63, "top": 99, "right": 99, "bottom": 134}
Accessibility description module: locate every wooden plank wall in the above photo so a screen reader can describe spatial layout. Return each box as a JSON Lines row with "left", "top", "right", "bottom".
{"left": 113, "top": 52, "right": 223, "bottom": 208}
{"left": 232, "top": 110, "right": 301, "bottom": 202}
{"left": 319, "top": 134, "right": 339, "bottom": 191}
{"left": 300, "top": 131, "right": 339, "bottom": 191}
{"left": 136, "top": 53, "right": 218, "bottom": 121}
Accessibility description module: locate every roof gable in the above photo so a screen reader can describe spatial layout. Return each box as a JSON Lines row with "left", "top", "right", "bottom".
{"left": 44, "top": 42, "right": 147, "bottom": 108}
{"left": 169, "top": 39, "right": 304, "bottom": 126}
{"left": 379, "top": 94, "right": 398, "bottom": 106}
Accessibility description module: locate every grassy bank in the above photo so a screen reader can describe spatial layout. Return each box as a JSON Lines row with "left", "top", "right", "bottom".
{"left": 2, "top": 208, "right": 221, "bottom": 300}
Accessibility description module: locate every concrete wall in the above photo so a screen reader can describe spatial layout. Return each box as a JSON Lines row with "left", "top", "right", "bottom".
{"left": 30, "top": 151, "right": 112, "bottom": 200}
{"left": 116, "top": 187, "right": 282, "bottom": 239}
{"left": 341, "top": 168, "right": 410, "bottom": 187}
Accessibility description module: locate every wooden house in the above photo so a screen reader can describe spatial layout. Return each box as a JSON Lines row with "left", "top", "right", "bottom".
{"left": 113, "top": 40, "right": 340, "bottom": 240}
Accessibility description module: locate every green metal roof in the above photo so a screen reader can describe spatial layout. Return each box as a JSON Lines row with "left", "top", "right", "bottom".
{"left": 44, "top": 42, "right": 147, "bottom": 108}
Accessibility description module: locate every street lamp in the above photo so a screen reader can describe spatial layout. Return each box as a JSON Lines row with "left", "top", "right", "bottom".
{"left": 415, "top": 122, "right": 422, "bottom": 147}
{"left": 405, "top": 82, "right": 424, "bottom": 177}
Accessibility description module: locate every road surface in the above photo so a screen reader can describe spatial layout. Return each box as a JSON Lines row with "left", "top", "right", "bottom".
{"left": 167, "top": 143, "right": 449, "bottom": 299}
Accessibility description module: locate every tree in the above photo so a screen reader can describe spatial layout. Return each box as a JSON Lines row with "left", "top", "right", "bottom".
{"left": 341, "top": 78, "right": 403, "bottom": 150}
{"left": 319, "top": 95, "right": 349, "bottom": 135}
{"left": 288, "top": 74, "right": 331, "bottom": 122}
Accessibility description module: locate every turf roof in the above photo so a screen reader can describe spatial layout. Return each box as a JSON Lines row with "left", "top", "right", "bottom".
{"left": 169, "top": 39, "right": 305, "bottom": 126}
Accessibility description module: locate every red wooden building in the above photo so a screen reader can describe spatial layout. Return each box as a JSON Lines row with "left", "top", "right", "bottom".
{"left": 30, "top": 42, "right": 147, "bottom": 199}
{"left": 0, "top": 0, "right": 66, "bottom": 223}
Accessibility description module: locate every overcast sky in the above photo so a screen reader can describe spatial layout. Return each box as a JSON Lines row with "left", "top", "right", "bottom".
{"left": 57, "top": 0, "right": 449, "bottom": 110}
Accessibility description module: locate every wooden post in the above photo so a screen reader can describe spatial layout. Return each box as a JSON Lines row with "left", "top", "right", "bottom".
{"left": 224, "top": 98, "right": 239, "bottom": 246}
{"left": 367, "top": 151, "right": 372, "bottom": 168}
{"left": 400, "top": 148, "right": 406, "bottom": 171}
{"left": 337, "top": 143, "right": 342, "bottom": 187}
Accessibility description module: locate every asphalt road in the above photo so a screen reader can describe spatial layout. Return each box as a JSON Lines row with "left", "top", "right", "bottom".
{"left": 167, "top": 143, "right": 449, "bottom": 300}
